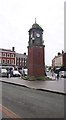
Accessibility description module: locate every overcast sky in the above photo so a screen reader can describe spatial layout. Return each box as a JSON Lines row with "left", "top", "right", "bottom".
{"left": 0, "top": 0, "right": 65, "bottom": 66}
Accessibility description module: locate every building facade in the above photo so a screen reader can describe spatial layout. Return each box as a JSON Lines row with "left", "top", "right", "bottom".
{"left": 0, "top": 47, "right": 27, "bottom": 69}
{"left": 52, "top": 51, "right": 66, "bottom": 69}
{"left": 52, "top": 55, "right": 63, "bottom": 68}
{"left": 0, "top": 47, "right": 15, "bottom": 68}
{"left": 16, "top": 53, "right": 27, "bottom": 69}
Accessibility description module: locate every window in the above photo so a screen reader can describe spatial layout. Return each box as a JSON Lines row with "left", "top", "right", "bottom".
{"left": 2, "top": 59, "right": 6, "bottom": 63}
{"left": 0, "top": 59, "right": 1, "bottom": 63}
{"left": 11, "top": 54, "right": 14, "bottom": 58}
{"left": 20, "top": 63, "right": 21, "bottom": 66}
{"left": 16, "top": 58, "right": 19, "bottom": 62}
{"left": 2, "top": 53, "right": 6, "bottom": 57}
{"left": 23, "top": 58, "right": 24, "bottom": 63}
{"left": 7, "top": 59, "right": 10, "bottom": 64}
{"left": 7, "top": 54, "right": 10, "bottom": 57}
{"left": 25, "top": 60, "right": 26, "bottom": 63}
{"left": 0, "top": 53, "right": 2, "bottom": 57}
{"left": 11, "top": 59, "right": 14, "bottom": 64}
{"left": 20, "top": 58, "right": 22, "bottom": 63}
{"left": 25, "top": 61, "right": 26, "bottom": 66}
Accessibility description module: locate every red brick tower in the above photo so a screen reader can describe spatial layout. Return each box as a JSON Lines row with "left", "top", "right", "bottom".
{"left": 28, "top": 20, "right": 45, "bottom": 77}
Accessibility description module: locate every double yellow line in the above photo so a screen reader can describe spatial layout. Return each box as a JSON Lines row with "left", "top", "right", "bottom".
{"left": 0, "top": 104, "right": 23, "bottom": 120}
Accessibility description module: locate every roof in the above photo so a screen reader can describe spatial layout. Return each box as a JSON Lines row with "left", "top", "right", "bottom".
{"left": 32, "top": 23, "right": 43, "bottom": 30}
{"left": 0, "top": 48, "right": 15, "bottom": 52}
{"left": 52, "top": 54, "right": 63, "bottom": 61}
{"left": 28, "top": 19, "right": 43, "bottom": 32}
{"left": 16, "top": 53, "right": 27, "bottom": 58}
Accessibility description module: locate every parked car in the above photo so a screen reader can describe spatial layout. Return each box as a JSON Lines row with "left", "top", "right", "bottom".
{"left": 19, "top": 69, "right": 28, "bottom": 76}
{"left": 12, "top": 70, "right": 21, "bottom": 77}
{"left": 19, "top": 70, "right": 23, "bottom": 75}
{"left": 24, "top": 69, "right": 28, "bottom": 76}
{"left": 0, "top": 68, "right": 7, "bottom": 77}
{"left": 54, "top": 72, "right": 57, "bottom": 78}
{"left": 46, "top": 68, "right": 49, "bottom": 72}
{"left": 59, "top": 71, "right": 66, "bottom": 78}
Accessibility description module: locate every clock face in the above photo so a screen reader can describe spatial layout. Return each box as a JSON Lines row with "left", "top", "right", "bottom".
{"left": 36, "top": 33, "right": 40, "bottom": 37}
{"left": 31, "top": 33, "right": 33, "bottom": 38}
{"left": 32, "top": 37, "right": 35, "bottom": 40}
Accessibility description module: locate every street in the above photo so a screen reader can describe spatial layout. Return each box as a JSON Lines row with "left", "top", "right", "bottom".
{"left": 2, "top": 81, "right": 64, "bottom": 118}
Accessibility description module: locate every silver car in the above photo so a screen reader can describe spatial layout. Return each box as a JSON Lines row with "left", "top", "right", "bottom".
{"left": 0, "top": 68, "right": 7, "bottom": 77}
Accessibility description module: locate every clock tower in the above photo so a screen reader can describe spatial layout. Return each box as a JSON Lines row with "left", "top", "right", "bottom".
{"left": 28, "top": 20, "right": 45, "bottom": 77}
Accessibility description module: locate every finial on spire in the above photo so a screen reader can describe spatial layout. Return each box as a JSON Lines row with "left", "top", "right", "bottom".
{"left": 35, "top": 18, "right": 36, "bottom": 23}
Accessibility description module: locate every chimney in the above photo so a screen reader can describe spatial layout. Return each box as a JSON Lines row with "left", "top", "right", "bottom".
{"left": 24, "top": 52, "right": 26, "bottom": 55}
{"left": 62, "top": 50, "right": 64, "bottom": 54}
{"left": 12, "top": 47, "right": 15, "bottom": 51}
{"left": 58, "top": 52, "right": 61, "bottom": 56}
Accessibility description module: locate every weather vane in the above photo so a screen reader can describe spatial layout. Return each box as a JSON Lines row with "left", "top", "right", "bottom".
{"left": 35, "top": 18, "right": 36, "bottom": 23}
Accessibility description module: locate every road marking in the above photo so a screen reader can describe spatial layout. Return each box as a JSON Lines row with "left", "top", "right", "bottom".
{"left": 0, "top": 104, "right": 23, "bottom": 120}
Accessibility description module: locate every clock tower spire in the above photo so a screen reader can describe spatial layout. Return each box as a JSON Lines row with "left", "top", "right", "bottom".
{"left": 28, "top": 20, "right": 45, "bottom": 77}
{"left": 35, "top": 18, "right": 36, "bottom": 23}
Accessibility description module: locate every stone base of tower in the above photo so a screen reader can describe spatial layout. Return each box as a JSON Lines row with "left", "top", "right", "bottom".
{"left": 28, "top": 46, "right": 45, "bottom": 77}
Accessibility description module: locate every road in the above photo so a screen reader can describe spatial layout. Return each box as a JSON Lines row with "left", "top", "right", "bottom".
{"left": 2, "top": 82, "right": 64, "bottom": 119}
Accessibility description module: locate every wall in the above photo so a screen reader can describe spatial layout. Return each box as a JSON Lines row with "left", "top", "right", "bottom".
{"left": 28, "top": 46, "right": 45, "bottom": 76}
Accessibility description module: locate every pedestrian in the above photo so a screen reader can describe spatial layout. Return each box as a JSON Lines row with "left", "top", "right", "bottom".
{"left": 10, "top": 70, "right": 13, "bottom": 77}
{"left": 52, "top": 71, "right": 53, "bottom": 77}
{"left": 22, "top": 68, "right": 25, "bottom": 77}
{"left": 57, "top": 72, "right": 59, "bottom": 80}
{"left": 55, "top": 73, "right": 57, "bottom": 80}
{"left": 7, "top": 69, "right": 9, "bottom": 78}
{"left": 23, "top": 69, "right": 25, "bottom": 77}
{"left": 10, "top": 69, "right": 13, "bottom": 77}
{"left": 7, "top": 69, "right": 11, "bottom": 78}
{"left": 51, "top": 69, "right": 54, "bottom": 77}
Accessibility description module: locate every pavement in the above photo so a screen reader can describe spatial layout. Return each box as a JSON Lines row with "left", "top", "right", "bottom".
{"left": 0, "top": 75, "right": 66, "bottom": 95}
